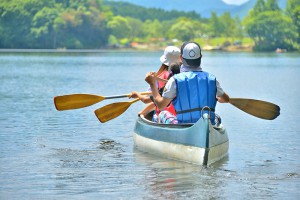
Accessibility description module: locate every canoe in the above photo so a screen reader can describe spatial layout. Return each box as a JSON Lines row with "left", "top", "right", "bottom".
{"left": 133, "top": 111, "right": 229, "bottom": 166}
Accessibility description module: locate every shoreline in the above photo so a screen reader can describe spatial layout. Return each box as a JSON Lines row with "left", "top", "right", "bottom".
{"left": 0, "top": 45, "right": 294, "bottom": 53}
{"left": 0, "top": 46, "right": 254, "bottom": 53}
{"left": 0, "top": 48, "right": 154, "bottom": 53}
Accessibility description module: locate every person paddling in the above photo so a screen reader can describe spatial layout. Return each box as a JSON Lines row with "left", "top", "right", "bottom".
{"left": 129, "top": 46, "right": 181, "bottom": 122}
{"left": 145, "top": 42, "right": 230, "bottom": 125}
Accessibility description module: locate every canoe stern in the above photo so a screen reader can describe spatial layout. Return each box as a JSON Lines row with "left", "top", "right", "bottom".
{"left": 133, "top": 115, "right": 229, "bottom": 166}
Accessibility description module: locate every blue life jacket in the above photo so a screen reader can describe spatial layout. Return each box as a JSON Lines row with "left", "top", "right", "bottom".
{"left": 172, "top": 71, "right": 217, "bottom": 124}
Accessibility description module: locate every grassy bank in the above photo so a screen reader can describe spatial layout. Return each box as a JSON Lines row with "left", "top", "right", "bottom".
{"left": 129, "top": 37, "right": 255, "bottom": 52}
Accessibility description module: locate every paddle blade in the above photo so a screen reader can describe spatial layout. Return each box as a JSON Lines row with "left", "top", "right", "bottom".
{"left": 54, "top": 94, "right": 105, "bottom": 111}
{"left": 94, "top": 101, "right": 132, "bottom": 123}
{"left": 229, "top": 98, "right": 280, "bottom": 120}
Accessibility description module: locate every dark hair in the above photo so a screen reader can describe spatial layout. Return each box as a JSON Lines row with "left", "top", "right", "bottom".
{"left": 169, "top": 62, "right": 181, "bottom": 76}
{"left": 157, "top": 62, "right": 181, "bottom": 96}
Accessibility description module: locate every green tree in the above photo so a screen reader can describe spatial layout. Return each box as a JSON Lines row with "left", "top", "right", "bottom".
{"left": 192, "top": 20, "right": 207, "bottom": 38}
{"left": 265, "top": 0, "right": 280, "bottom": 11}
{"left": 105, "top": 1, "right": 201, "bottom": 22}
{"left": 168, "top": 18, "right": 195, "bottom": 41}
{"left": 0, "top": 0, "right": 111, "bottom": 49}
{"left": 0, "top": 0, "right": 52, "bottom": 48}
{"left": 244, "top": 10, "right": 297, "bottom": 51}
{"left": 251, "top": 0, "right": 266, "bottom": 16}
{"left": 107, "top": 16, "right": 131, "bottom": 39}
{"left": 143, "top": 19, "right": 163, "bottom": 38}
{"left": 286, "top": 0, "right": 300, "bottom": 45}
{"left": 208, "top": 12, "right": 224, "bottom": 37}
{"left": 126, "top": 17, "right": 144, "bottom": 40}
{"left": 219, "top": 12, "right": 236, "bottom": 37}
{"left": 31, "top": 6, "right": 62, "bottom": 48}
{"left": 159, "top": 19, "right": 176, "bottom": 39}
{"left": 54, "top": 0, "right": 111, "bottom": 48}
{"left": 244, "top": 0, "right": 298, "bottom": 51}
{"left": 108, "top": 34, "right": 118, "bottom": 47}
{"left": 233, "top": 16, "right": 245, "bottom": 39}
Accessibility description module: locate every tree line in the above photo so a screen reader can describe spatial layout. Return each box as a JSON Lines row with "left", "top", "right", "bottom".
{"left": 0, "top": 0, "right": 299, "bottom": 51}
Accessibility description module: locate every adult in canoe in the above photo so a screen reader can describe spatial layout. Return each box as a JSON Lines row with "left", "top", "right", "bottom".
{"left": 129, "top": 46, "right": 181, "bottom": 122}
{"left": 145, "top": 42, "right": 230, "bottom": 125}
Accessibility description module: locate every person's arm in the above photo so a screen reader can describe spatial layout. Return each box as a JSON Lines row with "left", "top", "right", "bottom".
{"left": 145, "top": 72, "right": 172, "bottom": 110}
{"left": 216, "top": 80, "right": 229, "bottom": 103}
{"left": 129, "top": 92, "right": 152, "bottom": 104}
{"left": 138, "top": 102, "right": 155, "bottom": 116}
{"left": 217, "top": 92, "right": 230, "bottom": 103}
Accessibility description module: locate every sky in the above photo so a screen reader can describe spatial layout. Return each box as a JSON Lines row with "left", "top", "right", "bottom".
{"left": 222, "top": 0, "right": 249, "bottom": 5}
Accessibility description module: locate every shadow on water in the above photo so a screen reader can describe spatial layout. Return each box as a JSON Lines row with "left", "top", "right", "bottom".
{"left": 48, "top": 139, "right": 130, "bottom": 195}
{"left": 51, "top": 139, "right": 125, "bottom": 168}
{"left": 96, "top": 139, "right": 124, "bottom": 151}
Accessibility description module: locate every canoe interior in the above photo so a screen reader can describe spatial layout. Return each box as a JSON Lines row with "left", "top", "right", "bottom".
{"left": 141, "top": 111, "right": 194, "bottom": 128}
{"left": 141, "top": 111, "right": 224, "bottom": 131}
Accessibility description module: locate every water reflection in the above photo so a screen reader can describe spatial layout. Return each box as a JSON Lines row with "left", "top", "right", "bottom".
{"left": 133, "top": 148, "right": 231, "bottom": 199}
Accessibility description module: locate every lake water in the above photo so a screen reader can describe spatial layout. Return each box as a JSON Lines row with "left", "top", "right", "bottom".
{"left": 0, "top": 50, "right": 299, "bottom": 199}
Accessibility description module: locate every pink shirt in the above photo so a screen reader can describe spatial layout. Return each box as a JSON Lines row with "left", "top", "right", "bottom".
{"left": 156, "top": 70, "right": 170, "bottom": 89}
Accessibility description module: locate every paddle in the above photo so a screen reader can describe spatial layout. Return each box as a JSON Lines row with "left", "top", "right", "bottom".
{"left": 229, "top": 98, "right": 280, "bottom": 120}
{"left": 94, "top": 97, "right": 280, "bottom": 123}
{"left": 94, "top": 98, "right": 141, "bottom": 123}
{"left": 158, "top": 75, "right": 280, "bottom": 120}
{"left": 54, "top": 92, "right": 151, "bottom": 111}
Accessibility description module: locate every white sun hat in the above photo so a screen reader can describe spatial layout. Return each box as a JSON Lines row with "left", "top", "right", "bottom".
{"left": 160, "top": 46, "right": 181, "bottom": 66}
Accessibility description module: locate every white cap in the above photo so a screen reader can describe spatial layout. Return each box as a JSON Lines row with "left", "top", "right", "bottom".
{"left": 160, "top": 46, "right": 181, "bottom": 66}
{"left": 181, "top": 42, "right": 202, "bottom": 67}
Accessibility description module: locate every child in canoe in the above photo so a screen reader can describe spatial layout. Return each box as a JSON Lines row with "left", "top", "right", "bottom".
{"left": 129, "top": 46, "right": 181, "bottom": 124}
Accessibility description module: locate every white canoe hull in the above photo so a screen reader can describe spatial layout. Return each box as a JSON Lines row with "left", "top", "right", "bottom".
{"left": 133, "top": 113, "right": 229, "bottom": 166}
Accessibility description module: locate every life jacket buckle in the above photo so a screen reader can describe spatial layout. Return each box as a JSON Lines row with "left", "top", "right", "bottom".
{"left": 201, "top": 106, "right": 212, "bottom": 119}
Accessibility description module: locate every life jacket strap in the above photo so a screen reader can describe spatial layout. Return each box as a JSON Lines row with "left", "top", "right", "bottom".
{"left": 176, "top": 107, "right": 215, "bottom": 114}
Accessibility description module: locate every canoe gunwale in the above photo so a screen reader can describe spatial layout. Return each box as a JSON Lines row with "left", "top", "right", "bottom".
{"left": 139, "top": 113, "right": 225, "bottom": 132}
{"left": 134, "top": 112, "right": 229, "bottom": 165}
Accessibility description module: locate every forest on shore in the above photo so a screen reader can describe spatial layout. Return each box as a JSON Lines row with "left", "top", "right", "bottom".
{"left": 0, "top": 0, "right": 299, "bottom": 51}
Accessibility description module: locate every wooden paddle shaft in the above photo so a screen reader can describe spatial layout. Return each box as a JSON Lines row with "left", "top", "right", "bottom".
{"left": 104, "top": 91, "right": 151, "bottom": 99}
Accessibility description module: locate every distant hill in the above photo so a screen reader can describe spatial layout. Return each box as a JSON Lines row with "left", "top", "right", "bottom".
{"left": 104, "top": 1, "right": 202, "bottom": 21}
{"left": 107, "top": 0, "right": 287, "bottom": 18}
